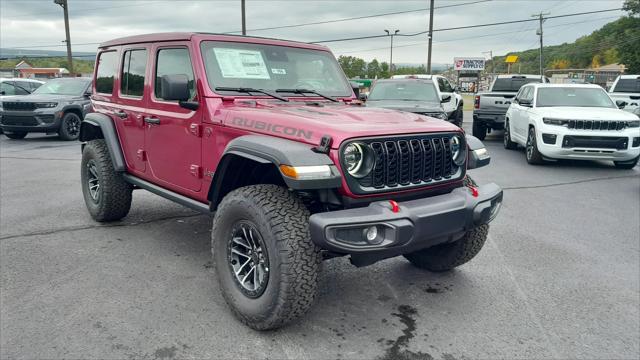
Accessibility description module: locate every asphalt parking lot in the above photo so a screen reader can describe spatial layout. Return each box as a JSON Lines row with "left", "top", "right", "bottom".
{"left": 1, "top": 111, "right": 639, "bottom": 360}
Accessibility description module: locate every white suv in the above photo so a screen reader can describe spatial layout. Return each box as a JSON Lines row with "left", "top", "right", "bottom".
{"left": 391, "top": 74, "right": 463, "bottom": 124}
{"left": 504, "top": 83, "right": 640, "bottom": 169}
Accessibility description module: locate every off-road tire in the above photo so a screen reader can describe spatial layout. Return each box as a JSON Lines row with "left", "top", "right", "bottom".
{"left": 58, "top": 112, "right": 82, "bottom": 141}
{"left": 404, "top": 224, "right": 489, "bottom": 272}
{"left": 614, "top": 156, "right": 639, "bottom": 169}
{"left": 472, "top": 121, "right": 486, "bottom": 140}
{"left": 525, "top": 126, "right": 545, "bottom": 165}
{"left": 81, "top": 139, "right": 132, "bottom": 222}
{"left": 503, "top": 119, "right": 518, "bottom": 150}
{"left": 211, "top": 184, "right": 321, "bottom": 330}
{"left": 4, "top": 131, "right": 27, "bottom": 139}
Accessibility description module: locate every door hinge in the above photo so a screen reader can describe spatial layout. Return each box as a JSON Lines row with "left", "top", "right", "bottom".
{"left": 189, "top": 123, "right": 202, "bottom": 137}
{"left": 136, "top": 149, "right": 147, "bottom": 161}
{"left": 190, "top": 164, "right": 202, "bottom": 178}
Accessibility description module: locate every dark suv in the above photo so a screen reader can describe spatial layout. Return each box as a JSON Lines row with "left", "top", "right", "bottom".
{"left": 1, "top": 77, "right": 92, "bottom": 140}
{"left": 79, "top": 32, "right": 502, "bottom": 330}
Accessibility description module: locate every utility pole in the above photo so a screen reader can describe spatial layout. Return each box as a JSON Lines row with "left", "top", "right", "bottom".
{"left": 384, "top": 29, "right": 399, "bottom": 76}
{"left": 482, "top": 50, "right": 493, "bottom": 74}
{"left": 426, "top": 0, "right": 435, "bottom": 74}
{"left": 532, "top": 12, "right": 550, "bottom": 80}
{"left": 54, "top": 0, "right": 73, "bottom": 74}
{"left": 241, "top": 0, "right": 246, "bottom": 35}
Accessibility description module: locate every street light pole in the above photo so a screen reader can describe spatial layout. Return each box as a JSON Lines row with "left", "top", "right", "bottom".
{"left": 427, "top": 0, "right": 434, "bottom": 74}
{"left": 54, "top": 0, "right": 73, "bottom": 74}
{"left": 241, "top": 0, "right": 246, "bottom": 35}
{"left": 385, "top": 29, "right": 399, "bottom": 76}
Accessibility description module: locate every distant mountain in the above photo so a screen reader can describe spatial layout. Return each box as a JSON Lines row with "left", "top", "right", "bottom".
{"left": 0, "top": 48, "right": 96, "bottom": 59}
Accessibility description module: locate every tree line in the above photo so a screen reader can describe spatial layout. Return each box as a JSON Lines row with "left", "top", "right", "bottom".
{"left": 337, "top": 56, "right": 431, "bottom": 79}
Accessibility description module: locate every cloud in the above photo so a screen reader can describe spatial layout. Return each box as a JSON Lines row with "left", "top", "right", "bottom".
{"left": 0, "top": 0, "right": 627, "bottom": 64}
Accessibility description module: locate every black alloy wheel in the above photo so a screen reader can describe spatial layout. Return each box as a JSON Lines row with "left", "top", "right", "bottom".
{"left": 228, "top": 221, "right": 270, "bottom": 298}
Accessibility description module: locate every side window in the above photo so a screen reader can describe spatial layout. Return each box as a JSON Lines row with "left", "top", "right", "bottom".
{"left": 29, "top": 82, "right": 42, "bottom": 91}
{"left": 0, "top": 82, "right": 16, "bottom": 95}
{"left": 12, "top": 81, "right": 30, "bottom": 95}
{"left": 96, "top": 51, "right": 118, "bottom": 94}
{"left": 442, "top": 78, "right": 454, "bottom": 92}
{"left": 437, "top": 78, "right": 445, "bottom": 92}
{"left": 515, "top": 87, "right": 525, "bottom": 100}
{"left": 521, "top": 87, "right": 533, "bottom": 101}
{"left": 121, "top": 49, "right": 148, "bottom": 97}
{"left": 155, "top": 48, "right": 195, "bottom": 101}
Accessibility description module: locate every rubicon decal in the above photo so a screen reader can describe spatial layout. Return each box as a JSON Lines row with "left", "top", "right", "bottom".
{"left": 231, "top": 117, "right": 313, "bottom": 140}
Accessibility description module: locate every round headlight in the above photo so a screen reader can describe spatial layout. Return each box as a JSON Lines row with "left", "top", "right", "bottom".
{"left": 451, "top": 135, "right": 466, "bottom": 166}
{"left": 343, "top": 142, "right": 374, "bottom": 178}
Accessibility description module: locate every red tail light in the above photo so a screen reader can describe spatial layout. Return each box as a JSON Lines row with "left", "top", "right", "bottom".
{"left": 474, "top": 95, "right": 480, "bottom": 109}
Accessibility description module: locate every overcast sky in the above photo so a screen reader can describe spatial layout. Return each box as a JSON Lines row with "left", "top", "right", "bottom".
{"left": 0, "top": 0, "right": 628, "bottom": 65}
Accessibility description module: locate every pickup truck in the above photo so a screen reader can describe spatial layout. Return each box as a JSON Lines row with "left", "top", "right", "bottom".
{"left": 472, "top": 74, "right": 548, "bottom": 140}
{"left": 608, "top": 75, "right": 639, "bottom": 114}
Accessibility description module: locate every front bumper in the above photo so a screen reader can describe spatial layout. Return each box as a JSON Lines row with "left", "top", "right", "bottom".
{"left": 0, "top": 110, "right": 62, "bottom": 133}
{"left": 536, "top": 125, "right": 640, "bottom": 161}
{"left": 309, "top": 183, "right": 503, "bottom": 266}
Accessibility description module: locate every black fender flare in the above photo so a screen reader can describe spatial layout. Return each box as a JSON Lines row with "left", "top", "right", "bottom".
{"left": 79, "top": 112, "right": 126, "bottom": 172}
{"left": 209, "top": 135, "right": 342, "bottom": 204}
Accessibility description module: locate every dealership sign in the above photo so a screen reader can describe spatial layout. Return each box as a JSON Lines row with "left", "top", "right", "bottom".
{"left": 453, "top": 57, "right": 485, "bottom": 71}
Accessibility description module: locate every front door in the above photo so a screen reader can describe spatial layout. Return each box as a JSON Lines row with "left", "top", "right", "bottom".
{"left": 145, "top": 44, "right": 202, "bottom": 193}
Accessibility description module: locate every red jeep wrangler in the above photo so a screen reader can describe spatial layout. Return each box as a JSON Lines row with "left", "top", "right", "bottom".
{"left": 79, "top": 32, "right": 502, "bottom": 330}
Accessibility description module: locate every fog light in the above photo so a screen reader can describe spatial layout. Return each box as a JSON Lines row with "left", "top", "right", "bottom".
{"left": 542, "top": 133, "right": 557, "bottom": 145}
{"left": 363, "top": 226, "right": 382, "bottom": 245}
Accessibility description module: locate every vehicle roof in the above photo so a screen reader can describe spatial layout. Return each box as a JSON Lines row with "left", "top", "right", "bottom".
{"left": 99, "top": 32, "right": 330, "bottom": 51}
{"left": 0, "top": 78, "right": 45, "bottom": 83}
{"left": 376, "top": 78, "right": 434, "bottom": 83}
{"left": 617, "top": 74, "right": 640, "bottom": 79}
{"left": 390, "top": 74, "right": 436, "bottom": 79}
{"left": 494, "top": 74, "right": 544, "bottom": 79}
{"left": 530, "top": 83, "right": 602, "bottom": 89}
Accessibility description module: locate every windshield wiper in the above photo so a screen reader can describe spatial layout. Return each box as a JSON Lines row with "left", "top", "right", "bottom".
{"left": 215, "top": 87, "right": 289, "bottom": 102}
{"left": 275, "top": 88, "right": 338, "bottom": 102}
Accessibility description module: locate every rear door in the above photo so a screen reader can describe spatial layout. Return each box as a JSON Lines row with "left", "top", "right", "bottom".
{"left": 145, "top": 43, "right": 202, "bottom": 193}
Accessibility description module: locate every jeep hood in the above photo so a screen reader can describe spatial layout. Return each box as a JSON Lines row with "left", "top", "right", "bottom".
{"left": 534, "top": 106, "right": 639, "bottom": 120}
{"left": 3, "top": 94, "right": 81, "bottom": 102}
{"left": 219, "top": 100, "right": 460, "bottom": 147}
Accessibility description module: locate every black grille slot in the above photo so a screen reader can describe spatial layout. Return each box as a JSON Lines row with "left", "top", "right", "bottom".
{"left": 371, "top": 142, "right": 386, "bottom": 188}
{"left": 2, "top": 102, "right": 36, "bottom": 111}
{"left": 442, "top": 137, "right": 452, "bottom": 178}
{"left": 385, "top": 141, "right": 399, "bottom": 187}
{"left": 409, "top": 139, "right": 423, "bottom": 183}
{"left": 422, "top": 139, "right": 433, "bottom": 181}
{"left": 432, "top": 138, "right": 444, "bottom": 179}
{"left": 397, "top": 140, "right": 411, "bottom": 185}
{"left": 1, "top": 115, "right": 38, "bottom": 126}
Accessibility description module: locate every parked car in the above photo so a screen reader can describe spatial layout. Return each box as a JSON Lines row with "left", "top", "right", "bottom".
{"left": 79, "top": 32, "right": 502, "bottom": 330}
{"left": 473, "top": 74, "right": 549, "bottom": 140}
{"left": 1, "top": 77, "right": 92, "bottom": 140}
{"left": 363, "top": 79, "right": 452, "bottom": 124}
{"left": 608, "top": 75, "right": 639, "bottom": 114}
{"left": 504, "top": 83, "right": 640, "bottom": 169}
{"left": 391, "top": 74, "right": 464, "bottom": 124}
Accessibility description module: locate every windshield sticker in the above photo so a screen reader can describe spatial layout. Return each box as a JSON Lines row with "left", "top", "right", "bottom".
{"left": 271, "top": 68, "right": 286, "bottom": 75}
{"left": 213, "top": 48, "right": 270, "bottom": 79}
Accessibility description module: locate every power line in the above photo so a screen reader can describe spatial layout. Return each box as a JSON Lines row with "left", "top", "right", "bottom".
{"left": 2, "top": 1, "right": 165, "bottom": 19}
{"left": 311, "top": 7, "right": 623, "bottom": 43}
{"left": 221, "top": 0, "right": 493, "bottom": 34}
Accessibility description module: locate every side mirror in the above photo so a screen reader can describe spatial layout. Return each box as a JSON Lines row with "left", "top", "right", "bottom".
{"left": 0, "top": 90, "right": 5, "bottom": 95}
{"left": 519, "top": 99, "right": 532, "bottom": 107}
{"left": 453, "top": 86, "right": 460, "bottom": 93}
{"left": 441, "top": 94, "right": 452, "bottom": 103}
{"left": 84, "top": 89, "right": 92, "bottom": 98}
{"left": 616, "top": 100, "right": 627, "bottom": 109}
{"left": 160, "top": 74, "right": 198, "bottom": 110}
{"left": 466, "top": 135, "right": 491, "bottom": 169}
{"left": 358, "top": 93, "right": 368, "bottom": 101}
{"left": 350, "top": 82, "right": 361, "bottom": 98}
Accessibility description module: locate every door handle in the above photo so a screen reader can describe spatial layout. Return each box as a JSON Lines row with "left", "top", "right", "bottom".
{"left": 144, "top": 117, "right": 161, "bottom": 125}
{"left": 113, "top": 110, "right": 128, "bottom": 119}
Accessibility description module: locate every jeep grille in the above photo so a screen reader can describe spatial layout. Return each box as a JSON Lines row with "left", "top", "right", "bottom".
{"left": 341, "top": 133, "right": 464, "bottom": 195}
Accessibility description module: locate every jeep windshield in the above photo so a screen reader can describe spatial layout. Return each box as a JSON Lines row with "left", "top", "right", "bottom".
{"left": 201, "top": 41, "right": 352, "bottom": 98}
{"left": 368, "top": 80, "right": 439, "bottom": 102}
{"left": 31, "top": 78, "right": 90, "bottom": 96}
{"left": 536, "top": 87, "right": 616, "bottom": 108}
